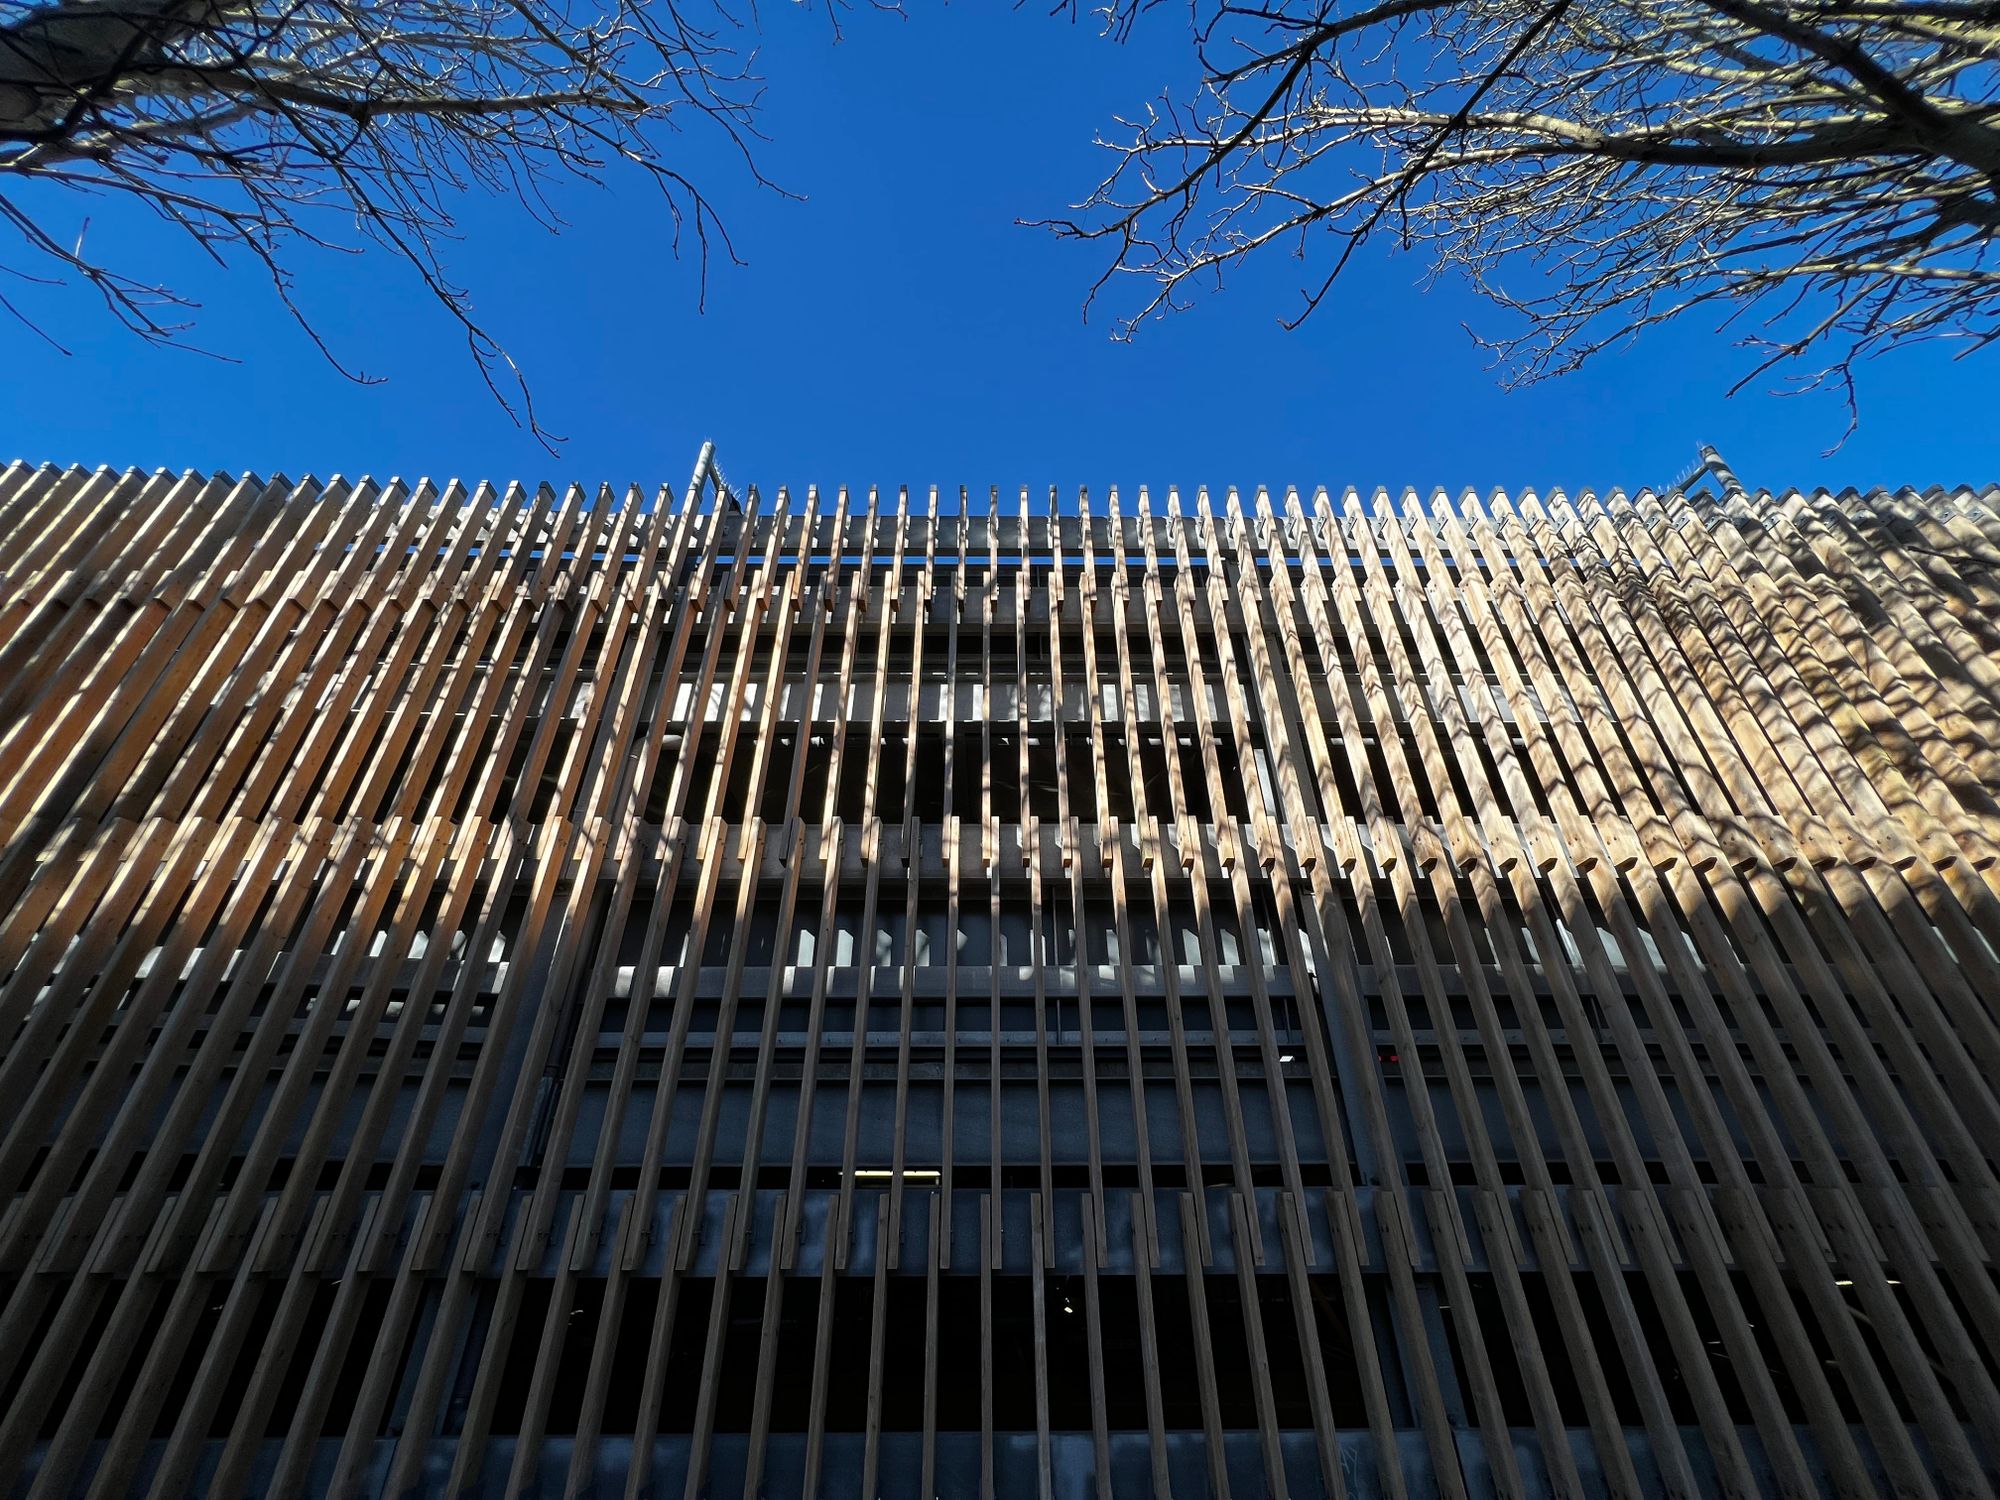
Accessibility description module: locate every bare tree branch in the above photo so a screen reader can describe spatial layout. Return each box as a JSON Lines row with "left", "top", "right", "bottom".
{"left": 0, "top": 0, "right": 796, "bottom": 445}
{"left": 1043, "top": 0, "right": 2000, "bottom": 427}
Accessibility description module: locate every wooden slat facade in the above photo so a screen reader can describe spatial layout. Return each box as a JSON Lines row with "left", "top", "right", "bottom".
{"left": 4, "top": 450, "right": 2000, "bottom": 1498}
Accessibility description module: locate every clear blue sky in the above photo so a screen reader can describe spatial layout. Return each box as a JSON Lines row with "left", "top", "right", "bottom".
{"left": 3, "top": 4, "right": 1995, "bottom": 495}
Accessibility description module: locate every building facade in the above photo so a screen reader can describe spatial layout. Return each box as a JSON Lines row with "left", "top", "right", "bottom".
{"left": 3, "top": 452, "right": 2000, "bottom": 1498}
